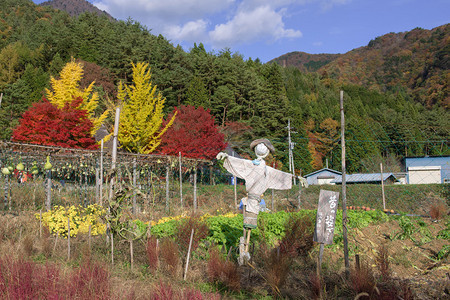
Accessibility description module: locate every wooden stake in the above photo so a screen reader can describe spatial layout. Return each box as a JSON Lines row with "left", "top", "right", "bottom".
{"left": 245, "top": 229, "right": 251, "bottom": 252}
{"left": 53, "top": 232, "right": 59, "bottom": 256}
{"left": 46, "top": 170, "right": 52, "bottom": 211}
{"left": 234, "top": 176, "right": 237, "bottom": 209}
{"left": 380, "top": 163, "right": 386, "bottom": 210}
{"left": 318, "top": 243, "right": 324, "bottom": 270}
{"left": 100, "top": 139, "right": 104, "bottom": 206}
{"left": 67, "top": 217, "right": 71, "bottom": 260}
{"left": 193, "top": 166, "right": 197, "bottom": 212}
{"left": 130, "top": 239, "right": 134, "bottom": 270}
{"left": 39, "top": 210, "right": 42, "bottom": 238}
{"left": 340, "top": 90, "right": 350, "bottom": 274}
{"left": 111, "top": 231, "right": 114, "bottom": 265}
{"left": 184, "top": 229, "right": 194, "bottom": 281}
{"left": 108, "top": 107, "right": 121, "bottom": 204}
{"left": 133, "top": 158, "right": 137, "bottom": 215}
{"left": 165, "top": 166, "right": 170, "bottom": 212}
{"left": 88, "top": 224, "right": 92, "bottom": 251}
{"left": 179, "top": 152, "right": 183, "bottom": 207}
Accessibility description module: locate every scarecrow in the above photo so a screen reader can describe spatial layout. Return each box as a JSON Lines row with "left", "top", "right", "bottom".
{"left": 217, "top": 139, "right": 306, "bottom": 264}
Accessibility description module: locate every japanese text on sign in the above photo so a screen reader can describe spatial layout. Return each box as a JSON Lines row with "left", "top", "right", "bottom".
{"left": 313, "top": 190, "right": 340, "bottom": 245}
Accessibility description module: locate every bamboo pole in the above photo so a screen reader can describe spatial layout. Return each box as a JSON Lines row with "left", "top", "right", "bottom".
{"left": 193, "top": 166, "right": 197, "bottom": 212}
{"left": 88, "top": 224, "right": 92, "bottom": 251}
{"left": 100, "top": 140, "right": 104, "bottom": 206}
{"left": 179, "top": 152, "right": 183, "bottom": 207}
{"left": 165, "top": 166, "right": 170, "bottom": 212}
{"left": 95, "top": 167, "right": 99, "bottom": 202}
{"left": 380, "top": 163, "right": 386, "bottom": 210}
{"left": 52, "top": 232, "right": 59, "bottom": 256}
{"left": 39, "top": 210, "right": 42, "bottom": 238}
{"left": 133, "top": 158, "right": 137, "bottom": 215}
{"left": 130, "top": 240, "right": 134, "bottom": 270}
{"left": 67, "top": 216, "right": 71, "bottom": 260}
{"left": 340, "top": 90, "right": 350, "bottom": 273}
{"left": 111, "top": 231, "right": 114, "bottom": 265}
{"left": 234, "top": 176, "right": 237, "bottom": 209}
{"left": 109, "top": 107, "right": 121, "bottom": 203}
{"left": 183, "top": 229, "right": 195, "bottom": 281}
{"left": 46, "top": 170, "right": 51, "bottom": 211}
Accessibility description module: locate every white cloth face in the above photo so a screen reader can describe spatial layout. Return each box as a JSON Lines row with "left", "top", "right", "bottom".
{"left": 255, "top": 143, "right": 269, "bottom": 158}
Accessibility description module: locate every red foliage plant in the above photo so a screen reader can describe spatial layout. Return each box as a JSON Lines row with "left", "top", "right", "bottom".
{"left": 12, "top": 97, "right": 98, "bottom": 149}
{"left": 157, "top": 105, "right": 226, "bottom": 160}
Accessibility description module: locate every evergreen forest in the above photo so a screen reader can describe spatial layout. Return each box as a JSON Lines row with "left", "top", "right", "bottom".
{"left": 0, "top": 0, "right": 448, "bottom": 175}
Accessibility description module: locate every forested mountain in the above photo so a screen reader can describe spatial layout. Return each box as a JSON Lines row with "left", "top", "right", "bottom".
{"left": 270, "top": 52, "right": 341, "bottom": 73}
{"left": 39, "top": 0, "right": 113, "bottom": 19}
{"left": 273, "top": 24, "right": 449, "bottom": 110}
{"left": 0, "top": 0, "right": 448, "bottom": 175}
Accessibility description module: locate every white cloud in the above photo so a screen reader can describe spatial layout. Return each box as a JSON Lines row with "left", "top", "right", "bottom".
{"left": 164, "top": 20, "right": 208, "bottom": 42}
{"left": 209, "top": 5, "right": 302, "bottom": 48}
{"left": 93, "top": 0, "right": 234, "bottom": 22}
{"left": 92, "top": 0, "right": 357, "bottom": 50}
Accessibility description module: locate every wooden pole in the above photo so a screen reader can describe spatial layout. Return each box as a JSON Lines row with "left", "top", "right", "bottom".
{"left": 88, "top": 224, "right": 92, "bottom": 251}
{"left": 234, "top": 176, "right": 237, "bottom": 209}
{"left": 130, "top": 239, "right": 134, "bottom": 270}
{"left": 0, "top": 93, "right": 3, "bottom": 107}
{"left": 380, "top": 163, "right": 386, "bottom": 210}
{"left": 109, "top": 107, "right": 120, "bottom": 203}
{"left": 67, "top": 216, "right": 71, "bottom": 260}
{"left": 245, "top": 229, "right": 251, "bottom": 252}
{"left": 179, "top": 152, "right": 183, "bottom": 207}
{"left": 100, "top": 140, "right": 104, "bottom": 206}
{"left": 271, "top": 189, "right": 274, "bottom": 211}
{"left": 95, "top": 167, "right": 99, "bottom": 202}
{"left": 183, "top": 229, "right": 195, "bottom": 281}
{"left": 111, "top": 231, "right": 114, "bottom": 265}
{"left": 46, "top": 170, "right": 51, "bottom": 211}
{"left": 133, "top": 158, "right": 137, "bottom": 215}
{"left": 318, "top": 243, "right": 324, "bottom": 268}
{"left": 39, "top": 210, "right": 42, "bottom": 238}
{"left": 340, "top": 90, "right": 350, "bottom": 273}
{"left": 193, "top": 166, "right": 197, "bottom": 212}
{"left": 165, "top": 166, "right": 170, "bottom": 212}
{"left": 52, "top": 232, "right": 59, "bottom": 256}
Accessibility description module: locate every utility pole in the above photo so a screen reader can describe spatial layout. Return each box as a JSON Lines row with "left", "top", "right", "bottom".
{"left": 287, "top": 119, "right": 296, "bottom": 185}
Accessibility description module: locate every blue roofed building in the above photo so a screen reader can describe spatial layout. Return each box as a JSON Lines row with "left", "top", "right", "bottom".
{"left": 331, "top": 173, "right": 398, "bottom": 185}
{"left": 402, "top": 156, "right": 450, "bottom": 184}
{"left": 304, "top": 168, "right": 342, "bottom": 185}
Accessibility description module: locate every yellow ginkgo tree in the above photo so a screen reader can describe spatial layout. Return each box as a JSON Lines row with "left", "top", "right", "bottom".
{"left": 45, "top": 58, "right": 109, "bottom": 135}
{"left": 118, "top": 62, "right": 176, "bottom": 154}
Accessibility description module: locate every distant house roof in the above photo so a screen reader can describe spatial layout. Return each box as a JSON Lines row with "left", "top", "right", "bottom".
{"left": 304, "top": 168, "right": 342, "bottom": 178}
{"left": 331, "top": 173, "right": 397, "bottom": 184}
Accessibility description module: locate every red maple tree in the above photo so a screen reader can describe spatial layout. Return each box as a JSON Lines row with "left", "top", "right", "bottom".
{"left": 12, "top": 97, "right": 98, "bottom": 149}
{"left": 157, "top": 105, "right": 226, "bottom": 159}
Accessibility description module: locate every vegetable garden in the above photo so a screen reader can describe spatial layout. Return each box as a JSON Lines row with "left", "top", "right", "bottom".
{"left": 0, "top": 141, "right": 449, "bottom": 299}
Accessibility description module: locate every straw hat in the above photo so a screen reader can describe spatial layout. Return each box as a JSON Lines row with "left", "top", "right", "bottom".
{"left": 250, "top": 138, "right": 275, "bottom": 154}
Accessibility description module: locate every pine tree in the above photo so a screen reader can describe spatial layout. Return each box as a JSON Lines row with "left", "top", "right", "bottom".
{"left": 118, "top": 62, "right": 177, "bottom": 153}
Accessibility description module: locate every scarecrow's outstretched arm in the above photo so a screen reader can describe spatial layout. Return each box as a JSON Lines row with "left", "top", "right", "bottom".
{"left": 216, "top": 152, "right": 228, "bottom": 160}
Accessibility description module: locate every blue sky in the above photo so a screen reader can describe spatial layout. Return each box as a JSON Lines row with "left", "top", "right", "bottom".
{"left": 33, "top": 0, "right": 449, "bottom": 63}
